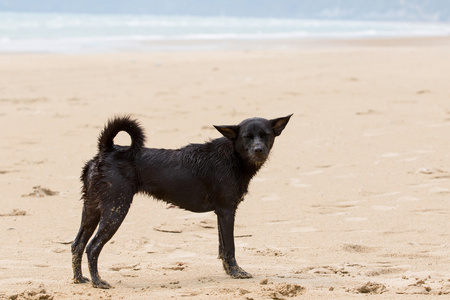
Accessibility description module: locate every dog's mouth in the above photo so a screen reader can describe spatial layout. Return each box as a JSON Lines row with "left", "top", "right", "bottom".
{"left": 249, "top": 152, "right": 268, "bottom": 166}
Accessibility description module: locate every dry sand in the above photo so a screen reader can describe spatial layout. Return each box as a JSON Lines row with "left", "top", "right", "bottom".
{"left": 1, "top": 37, "right": 450, "bottom": 299}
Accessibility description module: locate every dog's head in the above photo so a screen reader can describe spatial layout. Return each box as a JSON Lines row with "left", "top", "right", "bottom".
{"left": 214, "top": 114, "right": 292, "bottom": 167}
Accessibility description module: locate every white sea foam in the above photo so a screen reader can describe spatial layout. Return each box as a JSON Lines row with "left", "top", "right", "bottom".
{"left": 0, "top": 11, "right": 449, "bottom": 53}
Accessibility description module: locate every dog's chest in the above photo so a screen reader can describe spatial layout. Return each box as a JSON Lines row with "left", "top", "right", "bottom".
{"left": 232, "top": 194, "right": 247, "bottom": 207}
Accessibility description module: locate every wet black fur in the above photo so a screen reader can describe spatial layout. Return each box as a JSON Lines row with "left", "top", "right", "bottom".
{"left": 72, "top": 114, "right": 292, "bottom": 289}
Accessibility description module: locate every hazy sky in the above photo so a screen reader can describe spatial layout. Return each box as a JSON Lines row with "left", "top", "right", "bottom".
{"left": 0, "top": 0, "right": 449, "bottom": 21}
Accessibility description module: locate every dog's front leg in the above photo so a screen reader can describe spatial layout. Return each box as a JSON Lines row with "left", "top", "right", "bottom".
{"left": 215, "top": 207, "right": 252, "bottom": 279}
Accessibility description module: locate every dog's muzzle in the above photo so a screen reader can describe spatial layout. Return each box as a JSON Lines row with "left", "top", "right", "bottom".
{"left": 249, "top": 145, "right": 268, "bottom": 165}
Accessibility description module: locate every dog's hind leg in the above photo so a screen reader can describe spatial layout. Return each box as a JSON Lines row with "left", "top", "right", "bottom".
{"left": 72, "top": 204, "right": 101, "bottom": 284}
{"left": 86, "top": 197, "right": 132, "bottom": 289}
{"left": 215, "top": 207, "right": 252, "bottom": 279}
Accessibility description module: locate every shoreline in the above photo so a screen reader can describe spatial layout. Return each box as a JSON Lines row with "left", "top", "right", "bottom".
{"left": 0, "top": 35, "right": 449, "bottom": 55}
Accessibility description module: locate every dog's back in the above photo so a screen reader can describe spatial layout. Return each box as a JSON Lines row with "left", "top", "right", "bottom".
{"left": 135, "top": 137, "right": 249, "bottom": 212}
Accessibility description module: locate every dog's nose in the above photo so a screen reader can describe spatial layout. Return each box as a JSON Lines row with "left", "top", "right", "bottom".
{"left": 254, "top": 147, "right": 264, "bottom": 154}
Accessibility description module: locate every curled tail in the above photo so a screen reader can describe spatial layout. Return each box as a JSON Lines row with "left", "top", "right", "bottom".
{"left": 97, "top": 116, "right": 146, "bottom": 156}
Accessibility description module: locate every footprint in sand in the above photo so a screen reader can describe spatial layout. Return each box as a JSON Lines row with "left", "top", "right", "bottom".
{"left": 300, "top": 264, "right": 354, "bottom": 276}
{"left": 357, "top": 282, "right": 387, "bottom": 294}
{"left": 0, "top": 209, "right": 26, "bottom": 217}
{"left": 364, "top": 265, "right": 408, "bottom": 277}
{"left": 343, "top": 244, "right": 376, "bottom": 253}
{"left": 391, "top": 275, "right": 450, "bottom": 295}
{"left": 5, "top": 285, "right": 54, "bottom": 300}
{"left": 254, "top": 248, "right": 285, "bottom": 257}
{"left": 21, "top": 186, "right": 59, "bottom": 197}
{"left": 262, "top": 283, "right": 306, "bottom": 298}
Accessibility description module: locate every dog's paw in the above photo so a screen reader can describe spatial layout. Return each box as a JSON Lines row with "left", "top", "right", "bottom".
{"left": 224, "top": 264, "right": 252, "bottom": 279}
{"left": 230, "top": 266, "right": 253, "bottom": 279}
{"left": 92, "top": 279, "right": 112, "bottom": 289}
{"left": 73, "top": 276, "right": 90, "bottom": 284}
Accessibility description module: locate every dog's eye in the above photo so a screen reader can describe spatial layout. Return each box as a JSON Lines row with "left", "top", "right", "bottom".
{"left": 259, "top": 132, "right": 268, "bottom": 138}
{"left": 244, "top": 134, "right": 253, "bottom": 139}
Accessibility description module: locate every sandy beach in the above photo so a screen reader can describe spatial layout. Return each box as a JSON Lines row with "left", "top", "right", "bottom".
{"left": 1, "top": 37, "right": 450, "bottom": 299}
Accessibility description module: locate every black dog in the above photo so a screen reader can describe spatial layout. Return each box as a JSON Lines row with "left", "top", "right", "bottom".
{"left": 72, "top": 114, "right": 292, "bottom": 288}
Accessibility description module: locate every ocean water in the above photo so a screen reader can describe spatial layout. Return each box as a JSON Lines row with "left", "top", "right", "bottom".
{"left": 0, "top": 11, "right": 449, "bottom": 53}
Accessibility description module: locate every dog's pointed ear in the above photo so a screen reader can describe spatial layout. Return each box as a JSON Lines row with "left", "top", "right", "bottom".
{"left": 270, "top": 114, "right": 293, "bottom": 136}
{"left": 214, "top": 125, "right": 239, "bottom": 140}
